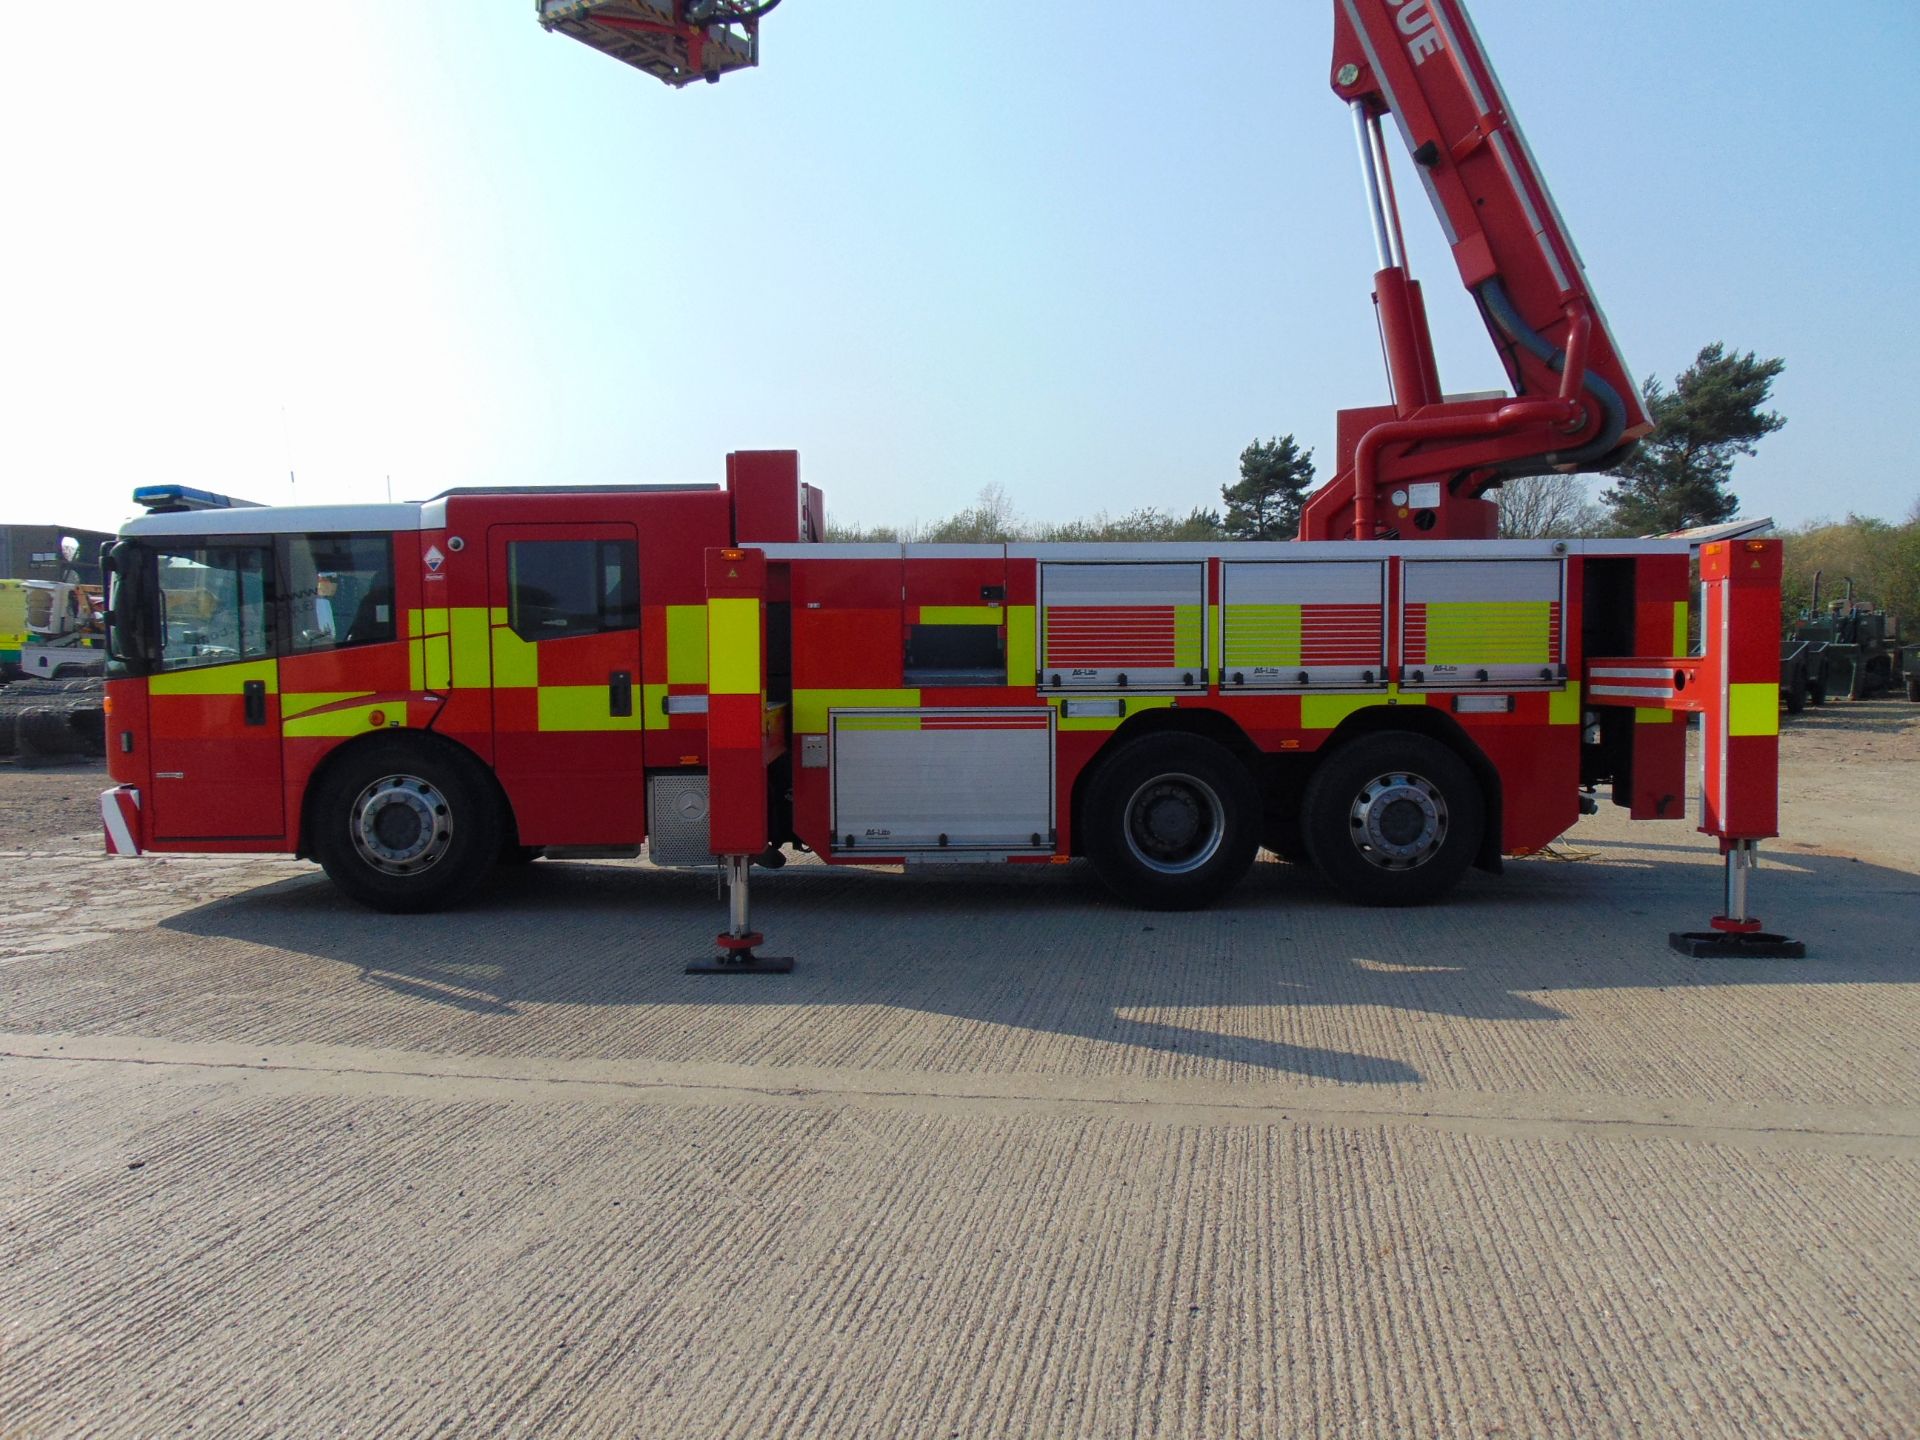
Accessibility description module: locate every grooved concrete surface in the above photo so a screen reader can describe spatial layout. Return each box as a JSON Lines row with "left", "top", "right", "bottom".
{"left": 2, "top": 705, "right": 1917, "bottom": 1437}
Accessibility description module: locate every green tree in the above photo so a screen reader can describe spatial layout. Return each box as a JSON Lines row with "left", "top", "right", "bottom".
{"left": 1223, "top": 435, "right": 1315, "bottom": 540}
{"left": 1601, "top": 344, "right": 1786, "bottom": 535}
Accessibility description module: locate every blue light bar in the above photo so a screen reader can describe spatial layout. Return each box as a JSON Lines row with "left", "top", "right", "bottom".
{"left": 132, "top": 485, "right": 265, "bottom": 513}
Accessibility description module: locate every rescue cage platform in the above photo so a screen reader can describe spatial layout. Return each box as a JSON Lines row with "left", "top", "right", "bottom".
{"left": 537, "top": 0, "right": 759, "bottom": 87}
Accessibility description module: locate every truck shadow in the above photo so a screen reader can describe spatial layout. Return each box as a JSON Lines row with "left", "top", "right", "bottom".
{"left": 158, "top": 839, "right": 1920, "bottom": 1088}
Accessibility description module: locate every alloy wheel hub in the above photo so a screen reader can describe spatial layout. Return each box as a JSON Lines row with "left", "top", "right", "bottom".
{"left": 352, "top": 774, "right": 453, "bottom": 875}
{"left": 1348, "top": 771, "right": 1447, "bottom": 870}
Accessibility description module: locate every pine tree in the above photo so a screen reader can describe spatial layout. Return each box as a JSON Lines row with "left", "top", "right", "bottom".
{"left": 1602, "top": 345, "right": 1785, "bottom": 534}
{"left": 1223, "top": 436, "right": 1316, "bottom": 540}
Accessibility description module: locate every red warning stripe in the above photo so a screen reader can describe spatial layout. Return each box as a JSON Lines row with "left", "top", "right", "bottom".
{"left": 1045, "top": 605, "right": 1177, "bottom": 666}
{"left": 1300, "top": 603, "right": 1383, "bottom": 665}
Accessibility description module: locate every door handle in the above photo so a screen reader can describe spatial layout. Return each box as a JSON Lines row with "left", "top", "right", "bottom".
{"left": 243, "top": 679, "right": 267, "bottom": 726}
{"left": 609, "top": 670, "right": 633, "bottom": 717}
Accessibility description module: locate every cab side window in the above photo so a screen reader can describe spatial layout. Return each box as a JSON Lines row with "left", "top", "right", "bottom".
{"left": 286, "top": 534, "right": 395, "bottom": 652}
{"left": 154, "top": 544, "right": 274, "bottom": 671}
{"left": 508, "top": 540, "right": 638, "bottom": 641}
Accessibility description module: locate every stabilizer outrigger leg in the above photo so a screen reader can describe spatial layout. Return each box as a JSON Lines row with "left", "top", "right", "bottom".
{"left": 1669, "top": 839, "right": 1806, "bottom": 960}
{"left": 688, "top": 537, "right": 793, "bottom": 974}
{"left": 688, "top": 854, "right": 793, "bottom": 974}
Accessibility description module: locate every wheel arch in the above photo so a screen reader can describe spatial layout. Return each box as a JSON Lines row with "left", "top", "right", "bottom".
{"left": 296, "top": 728, "right": 514, "bottom": 860}
{"left": 1067, "top": 707, "right": 1260, "bottom": 857}
{"left": 1310, "top": 705, "right": 1504, "bottom": 872}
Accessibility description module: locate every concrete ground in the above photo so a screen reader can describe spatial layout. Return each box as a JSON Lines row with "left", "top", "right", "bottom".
{"left": 1, "top": 703, "right": 1916, "bottom": 1438}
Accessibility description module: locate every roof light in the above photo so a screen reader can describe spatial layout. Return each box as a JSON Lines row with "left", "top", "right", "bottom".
{"left": 132, "top": 485, "right": 265, "bottom": 513}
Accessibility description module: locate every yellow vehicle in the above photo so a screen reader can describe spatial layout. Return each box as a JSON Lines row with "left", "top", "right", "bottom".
{"left": 0, "top": 577, "right": 105, "bottom": 681}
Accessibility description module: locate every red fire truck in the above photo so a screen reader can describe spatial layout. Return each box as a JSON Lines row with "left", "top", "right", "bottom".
{"left": 98, "top": 2, "right": 1800, "bottom": 965}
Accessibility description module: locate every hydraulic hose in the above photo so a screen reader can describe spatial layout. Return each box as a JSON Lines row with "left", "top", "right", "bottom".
{"left": 1476, "top": 278, "right": 1628, "bottom": 471}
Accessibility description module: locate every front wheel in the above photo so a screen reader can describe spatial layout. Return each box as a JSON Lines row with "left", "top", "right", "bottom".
{"left": 1082, "top": 733, "right": 1258, "bottom": 910}
{"left": 311, "top": 739, "right": 503, "bottom": 913}
{"left": 1300, "top": 732, "right": 1484, "bottom": 907}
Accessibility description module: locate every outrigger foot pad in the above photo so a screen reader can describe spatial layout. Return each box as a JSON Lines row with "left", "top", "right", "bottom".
{"left": 688, "top": 932, "right": 794, "bottom": 974}
{"left": 1669, "top": 931, "right": 1807, "bottom": 960}
{"left": 687, "top": 953, "right": 795, "bottom": 974}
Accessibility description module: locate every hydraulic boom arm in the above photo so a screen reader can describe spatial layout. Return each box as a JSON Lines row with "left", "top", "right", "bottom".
{"left": 543, "top": 0, "right": 1650, "bottom": 544}
{"left": 1298, "top": 0, "right": 1651, "bottom": 541}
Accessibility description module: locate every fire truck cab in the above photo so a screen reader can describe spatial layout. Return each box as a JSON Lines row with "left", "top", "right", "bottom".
{"left": 99, "top": 457, "right": 1769, "bottom": 927}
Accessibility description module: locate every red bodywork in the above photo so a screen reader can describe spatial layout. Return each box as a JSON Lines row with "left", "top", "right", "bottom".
{"left": 102, "top": 456, "right": 1781, "bottom": 892}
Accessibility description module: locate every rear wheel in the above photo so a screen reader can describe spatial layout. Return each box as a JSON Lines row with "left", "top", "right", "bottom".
{"left": 1301, "top": 732, "right": 1484, "bottom": 907}
{"left": 311, "top": 739, "right": 502, "bottom": 913}
{"left": 1783, "top": 668, "right": 1807, "bottom": 715}
{"left": 1082, "top": 733, "right": 1258, "bottom": 910}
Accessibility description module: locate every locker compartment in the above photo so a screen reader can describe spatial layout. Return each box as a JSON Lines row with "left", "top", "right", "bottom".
{"left": 1039, "top": 562, "right": 1206, "bottom": 690}
{"left": 1401, "top": 558, "right": 1565, "bottom": 687}
{"left": 1220, "top": 560, "right": 1387, "bottom": 689}
{"left": 830, "top": 708, "right": 1054, "bottom": 853}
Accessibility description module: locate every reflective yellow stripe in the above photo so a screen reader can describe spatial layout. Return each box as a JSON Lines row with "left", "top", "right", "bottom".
{"left": 707, "top": 597, "right": 760, "bottom": 696}
{"left": 423, "top": 635, "right": 450, "bottom": 690}
{"left": 1424, "top": 602, "right": 1551, "bottom": 665}
{"left": 793, "top": 688, "right": 920, "bottom": 732}
{"left": 1729, "top": 683, "right": 1779, "bottom": 737}
{"left": 538, "top": 686, "right": 643, "bottom": 732}
{"left": 1636, "top": 708, "right": 1675, "bottom": 725}
{"left": 450, "top": 608, "right": 490, "bottom": 688}
{"left": 641, "top": 681, "right": 669, "bottom": 726}
{"left": 490, "top": 624, "right": 538, "bottom": 689}
{"left": 1301, "top": 687, "right": 1426, "bottom": 730}
{"left": 1172, "top": 604, "right": 1204, "bottom": 668}
{"left": 1673, "top": 601, "right": 1689, "bottom": 657}
{"left": 408, "top": 608, "right": 451, "bottom": 691}
{"left": 1549, "top": 683, "right": 1581, "bottom": 726}
{"left": 1223, "top": 604, "right": 1302, "bottom": 666}
{"left": 283, "top": 690, "right": 372, "bottom": 719}
{"left": 919, "top": 606, "right": 1003, "bottom": 626}
{"left": 149, "top": 659, "right": 278, "bottom": 696}
{"left": 1004, "top": 606, "right": 1036, "bottom": 685}
{"left": 285, "top": 702, "right": 404, "bottom": 738}
{"left": 666, "top": 605, "right": 708, "bottom": 685}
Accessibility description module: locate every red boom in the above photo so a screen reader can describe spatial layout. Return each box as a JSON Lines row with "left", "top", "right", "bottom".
{"left": 1300, "top": 0, "right": 1652, "bottom": 542}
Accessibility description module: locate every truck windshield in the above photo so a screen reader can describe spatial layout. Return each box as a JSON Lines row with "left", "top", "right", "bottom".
{"left": 109, "top": 541, "right": 274, "bottom": 672}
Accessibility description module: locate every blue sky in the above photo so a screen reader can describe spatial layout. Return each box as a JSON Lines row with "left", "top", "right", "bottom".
{"left": 3, "top": 1, "right": 1915, "bottom": 534}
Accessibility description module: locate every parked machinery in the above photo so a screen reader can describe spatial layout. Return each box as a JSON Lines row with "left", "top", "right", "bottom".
{"left": 1782, "top": 574, "right": 1909, "bottom": 709}
{"left": 0, "top": 577, "right": 106, "bottom": 683}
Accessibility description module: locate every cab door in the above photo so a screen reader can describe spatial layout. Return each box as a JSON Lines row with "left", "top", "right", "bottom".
{"left": 145, "top": 540, "right": 285, "bottom": 841}
{"left": 488, "top": 524, "right": 645, "bottom": 845}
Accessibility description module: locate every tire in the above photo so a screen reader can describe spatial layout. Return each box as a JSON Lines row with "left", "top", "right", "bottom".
{"left": 1783, "top": 669, "right": 1806, "bottom": 715}
{"left": 1082, "top": 733, "right": 1258, "bottom": 910}
{"left": 18, "top": 705, "right": 78, "bottom": 759}
{"left": 1808, "top": 679, "right": 1826, "bottom": 706}
{"left": 1907, "top": 670, "right": 1920, "bottom": 704}
{"left": 1300, "top": 732, "right": 1485, "bottom": 908}
{"left": 0, "top": 709, "right": 15, "bottom": 757}
{"left": 67, "top": 703, "right": 106, "bottom": 757}
{"left": 309, "top": 738, "right": 503, "bottom": 913}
